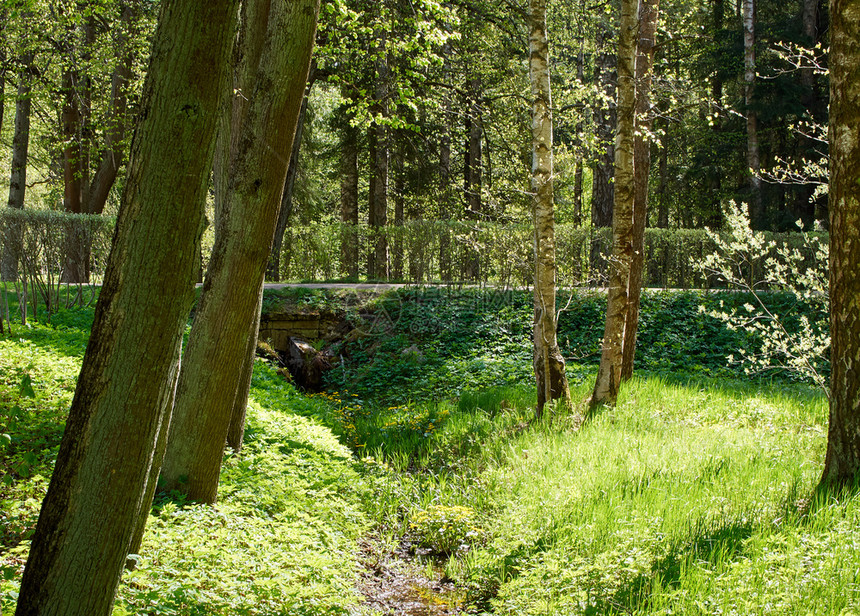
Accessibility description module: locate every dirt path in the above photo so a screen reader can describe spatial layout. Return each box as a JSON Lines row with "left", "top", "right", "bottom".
{"left": 352, "top": 540, "right": 465, "bottom": 616}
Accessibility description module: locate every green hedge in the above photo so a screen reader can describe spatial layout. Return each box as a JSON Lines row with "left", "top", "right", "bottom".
{"left": 0, "top": 208, "right": 116, "bottom": 283}
{"left": 276, "top": 222, "right": 827, "bottom": 288}
{"left": 0, "top": 211, "right": 827, "bottom": 289}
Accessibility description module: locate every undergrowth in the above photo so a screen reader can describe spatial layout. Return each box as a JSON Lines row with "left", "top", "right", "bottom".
{"left": 2, "top": 287, "right": 856, "bottom": 616}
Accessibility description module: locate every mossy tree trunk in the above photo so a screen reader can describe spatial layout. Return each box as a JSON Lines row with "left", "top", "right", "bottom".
{"left": 821, "top": 0, "right": 860, "bottom": 488}
{"left": 529, "top": 0, "right": 570, "bottom": 416}
{"left": 159, "top": 0, "right": 320, "bottom": 504}
{"left": 13, "top": 1, "right": 237, "bottom": 614}
{"left": 589, "top": 0, "right": 637, "bottom": 410}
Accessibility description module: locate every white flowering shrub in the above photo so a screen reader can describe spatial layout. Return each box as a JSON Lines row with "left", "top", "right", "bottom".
{"left": 700, "top": 201, "right": 829, "bottom": 391}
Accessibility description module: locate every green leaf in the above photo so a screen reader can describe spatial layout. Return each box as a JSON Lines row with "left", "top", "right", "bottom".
{"left": 19, "top": 374, "right": 36, "bottom": 399}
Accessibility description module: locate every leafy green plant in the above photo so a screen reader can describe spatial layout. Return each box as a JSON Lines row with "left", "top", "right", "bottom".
{"left": 409, "top": 504, "right": 483, "bottom": 555}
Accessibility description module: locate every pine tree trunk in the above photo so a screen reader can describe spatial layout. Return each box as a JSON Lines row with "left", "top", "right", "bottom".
{"left": 13, "top": 1, "right": 237, "bottom": 613}
{"left": 159, "top": 0, "right": 319, "bottom": 504}
{"left": 589, "top": 0, "right": 637, "bottom": 410}
{"left": 2, "top": 53, "right": 34, "bottom": 283}
{"left": 529, "top": 0, "right": 570, "bottom": 416}
{"left": 621, "top": 0, "right": 660, "bottom": 381}
{"left": 820, "top": 0, "right": 860, "bottom": 489}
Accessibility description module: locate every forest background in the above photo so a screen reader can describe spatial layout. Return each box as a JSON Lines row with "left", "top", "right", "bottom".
{"left": 0, "top": 0, "right": 829, "bottom": 288}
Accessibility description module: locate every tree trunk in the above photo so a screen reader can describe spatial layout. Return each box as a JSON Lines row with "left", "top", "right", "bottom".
{"left": 529, "top": 0, "right": 571, "bottom": 417}
{"left": 463, "top": 75, "right": 483, "bottom": 281}
{"left": 13, "top": 1, "right": 237, "bottom": 614}
{"left": 589, "top": 0, "right": 637, "bottom": 410}
{"left": 1, "top": 52, "right": 34, "bottom": 283}
{"left": 268, "top": 66, "right": 315, "bottom": 281}
{"left": 743, "top": 0, "right": 762, "bottom": 227}
{"left": 392, "top": 140, "right": 405, "bottom": 280}
{"left": 820, "top": 0, "right": 860, "bottom": 489}
{"left": 591, "top": 22, "right": 616, "bottom": 229}
{"left": 368, "top": 34, "right": 389, "bottom": 281}
{"left": 439, "top": 90, "right": 453, "bottom": 282}
{"left": 340, "top": 120, "right": 360, "bottom": 278}
{"left": 226, "top": 288, "right": 264, "bottom": 452}
{"left": 621, "top": 0, "right": 660, "bottom": 381}
{"left": 159, "top": 0, "right": 319, "bottom": 504}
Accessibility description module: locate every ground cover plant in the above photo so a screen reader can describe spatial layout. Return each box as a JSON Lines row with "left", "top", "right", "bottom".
{"left": 0, "top": 296, "right": 370, "bottom": 616}
{"left": 2, "top": 287, "right": 856, "bottom": 615}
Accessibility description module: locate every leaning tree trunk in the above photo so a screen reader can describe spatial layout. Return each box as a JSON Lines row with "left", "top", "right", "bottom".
{"left": 368, "top": 28, "right": 389, "bottom": 281}
{"left": 820, "top": 0, "right": 860, "bottom": 489}
{"left": 159, "top": 0, "right": 319, "bottom": 504}
{"left": 743, "top": 0, "right": 762, "bottom": 227}
{"left": 529, "top": 0, "right": 571, "bottom": 416}
{"left": 13, "top": 2, "right": 237, "bottom": 614}
{"left": 2, "top": 52, "right": 34, "bottom": 283}
{"left": 621, "top": 0, "right": 660, "bottom": 381}
{"left": 589, "top": 0, "right": 637, "bottom": 410}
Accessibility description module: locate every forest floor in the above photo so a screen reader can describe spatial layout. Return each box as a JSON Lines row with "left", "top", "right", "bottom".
{"left": 2, "top": 287, "right": 859, "bottom": 615}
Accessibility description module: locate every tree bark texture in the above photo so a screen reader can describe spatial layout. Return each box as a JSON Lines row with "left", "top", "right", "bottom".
{"left": 340, "top": 120, "right": 360, "bottom": 278}
{"left": 529, "top": 0, "right": 571, "bottom": 416}
{"left": 821, "top": 0, "right": 860, "bottom": 488}
{"left": 2, "top": 52, "right": 34, "bottom": 282}
{"left": 160, "top": 0, "right": 320, "bottom": 504}
{"left": 13, "top": 1, "right": 237, "bottom": 614}
{"left": 621, "top": 0, "right": 660, "bottom": 381}
{"left": 743, "top": 0, "right": 762, "bottom": 227}
{"left": 590, "top": 0, "right": 637, "bottom": 410}
{"left": 226, "top": 288, "right": 264, "bottom": 453}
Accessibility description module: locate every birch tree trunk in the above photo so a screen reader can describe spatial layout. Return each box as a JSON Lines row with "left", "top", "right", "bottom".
{"left": 621, "top": 0, "right": 659, "bottom": 381}
{"left": 13, "top": 1, "right": 237, "bottom": 613}
{"left": 820, "top": 0, "right": 860, "bottom": 488}
{"left": 589, "top": 0, "right": 638, "bottom": 410}
{"left": 529, "top": 0, "right": 570, "bottom": 416}
{"left": 159, "top": 0, "right": 320, "bottom": 504}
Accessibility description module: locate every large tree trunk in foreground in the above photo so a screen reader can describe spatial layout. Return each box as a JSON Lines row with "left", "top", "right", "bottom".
{"left": 820, "top": 0, "right": 860, "bottom": 489}
{"left": 2, "top": 52, "right": 34, "bottom": 283}
{"left": 589, "top": 0, "right": 637, "bottom": 410}
{"left": 621, "top": 0, "right": 660, "bottom": 381}
{"left": 529, "top": 0, "right": 570, "bottom": 416}
{"left": 13, "top": 2, "right": 236, "bottom": 614}
{"left": 159, "top": 0, "right": 319, "bottom": 504}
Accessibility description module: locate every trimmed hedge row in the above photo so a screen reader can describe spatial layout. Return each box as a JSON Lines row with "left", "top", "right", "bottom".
{"left": 1, "top": 210, "right": 827, "bottom": 288}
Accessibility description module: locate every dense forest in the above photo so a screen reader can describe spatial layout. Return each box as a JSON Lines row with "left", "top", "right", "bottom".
{"left": 1, "top": 0, "right": 859, "bottom": 614}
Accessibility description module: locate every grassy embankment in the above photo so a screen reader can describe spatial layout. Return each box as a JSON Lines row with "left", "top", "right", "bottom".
{"left": 2, "top": 287, "right": 858, "bottom": 615}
